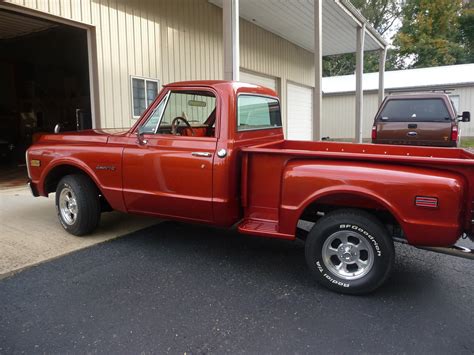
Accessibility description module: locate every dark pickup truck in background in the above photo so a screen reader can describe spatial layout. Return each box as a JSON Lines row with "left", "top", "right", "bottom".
{"left": 372, "top": 93, "right": 470, "bottom": 147}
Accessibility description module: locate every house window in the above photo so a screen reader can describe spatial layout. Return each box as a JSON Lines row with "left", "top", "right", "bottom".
{"left": 131, "top": 76, "right": 159, "bottom": 118}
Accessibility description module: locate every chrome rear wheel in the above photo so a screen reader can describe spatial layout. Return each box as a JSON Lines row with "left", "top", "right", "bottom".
{"left": 305, "top": 209, "right": 394, "bottom": 294}
{"left": 322, "top": 230, "right": 374, "bottom": 280}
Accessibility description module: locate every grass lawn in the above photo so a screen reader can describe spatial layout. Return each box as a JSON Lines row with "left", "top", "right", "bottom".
{"left": 461, "top": 137, "right": 474, "bottom": 148}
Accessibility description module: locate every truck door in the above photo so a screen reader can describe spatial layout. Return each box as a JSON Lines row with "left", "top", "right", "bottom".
{"left": 122, "top": 89, "right": 218, "bottom": 222}
{"left": 375, "top": 98, "right": 453, "bottom": 146}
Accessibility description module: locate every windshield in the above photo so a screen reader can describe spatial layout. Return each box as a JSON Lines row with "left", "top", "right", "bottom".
{"left": 378, "top": 99, "right": 450, "bottom": 122}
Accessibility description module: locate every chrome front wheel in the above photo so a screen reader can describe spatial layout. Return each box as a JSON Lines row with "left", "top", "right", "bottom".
{"left": 59, "top": 187, "right": 78, "bottom": 225}
{"left": 55, "top": 175, "right": 101, "bottom": 236}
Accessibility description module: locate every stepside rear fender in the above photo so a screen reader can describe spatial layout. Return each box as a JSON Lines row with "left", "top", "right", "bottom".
{"left": 279, "top": 160, "right": 465, "bottom": 246}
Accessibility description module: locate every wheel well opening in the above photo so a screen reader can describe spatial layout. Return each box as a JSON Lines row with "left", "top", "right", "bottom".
{"left": 44, "top": 165, "right": 112, "bottom": 212}
{"left": 44, "top": 165, "right": 88, "bottom": 194}
{"left": 297, "top": 193, "right": 403, "bottom": 240}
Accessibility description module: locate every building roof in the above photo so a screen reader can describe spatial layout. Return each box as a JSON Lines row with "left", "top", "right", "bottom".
{"left": 322, "top": 63, "right": 474, "bottom": 95}
{"left": 209, "top": 0, "right": 386, "bottom": 55}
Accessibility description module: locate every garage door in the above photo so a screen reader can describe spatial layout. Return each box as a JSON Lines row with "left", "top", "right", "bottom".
{"left": 240, "top": 71, "right": 277, "bottom": 92}
{"left": 287, "top": 83, "right": 313, "bottom": 140}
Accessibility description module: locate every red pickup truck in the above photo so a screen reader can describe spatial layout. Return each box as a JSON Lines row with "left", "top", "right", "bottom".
{"left": 26, "top": 81, "right": 474, "bottom": 294}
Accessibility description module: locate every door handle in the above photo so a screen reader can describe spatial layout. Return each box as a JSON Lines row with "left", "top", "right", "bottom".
{"left": 191, "top": 152, "right": 212, "bottom": 157}
{"left": 407, "top": 131, "right": 418, "bottom": 137}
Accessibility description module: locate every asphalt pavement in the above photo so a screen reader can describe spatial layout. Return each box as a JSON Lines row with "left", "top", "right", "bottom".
{"left": 1, "top": 221, "right": 473, "bottom": 354}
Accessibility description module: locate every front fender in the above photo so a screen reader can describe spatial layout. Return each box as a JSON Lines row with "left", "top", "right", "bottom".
{"left": 279, "top": 160, "right": 465, "bottom": 246}
{"left": 30, "top": 144, "right": 126, "bottom": 212}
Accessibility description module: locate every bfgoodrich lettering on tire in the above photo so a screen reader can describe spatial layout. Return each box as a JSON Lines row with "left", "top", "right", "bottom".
{"left": 55, "top": 174, "right": 101, "bottom": 236}
{"left": 305, "top": 209, "right": 394, "bottom": 295}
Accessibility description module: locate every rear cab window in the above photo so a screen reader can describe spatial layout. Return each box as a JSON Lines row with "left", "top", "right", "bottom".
{"left": 237, "top": 95, "right": 282, "bottom": 131}
{"left": 378, "top": 99, "right": 451, "bottom": 122}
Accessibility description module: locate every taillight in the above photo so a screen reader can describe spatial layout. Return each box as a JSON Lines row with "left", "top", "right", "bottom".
{"left": 371, "top": 125, "right": 377, "bottom": 140}
{"left": 451, "top": 126, "right": 458, "bottom": 141}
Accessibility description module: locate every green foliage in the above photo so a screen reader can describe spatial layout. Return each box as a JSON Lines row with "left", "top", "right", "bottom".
{"left": 323, "top": 0, "right": 473, "bottom": 77}
{"left": 394, "top": 0, "right": 467, "bottom": 68}
{"left": 458, "top": 5, "right": 474, "bottom": 63}
{"left": 351, "top": 0, "right": 402, "bottom": 35}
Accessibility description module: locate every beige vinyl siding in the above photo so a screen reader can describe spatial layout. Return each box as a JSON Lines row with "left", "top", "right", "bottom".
{"left": 322, "top": 93, "right": 379, "bottom": 140}
{"left": 447, "top": 87, "right": 474, "bottom": 137}
{"left": 4, "top": 0, "right": 315, "bottom": 131}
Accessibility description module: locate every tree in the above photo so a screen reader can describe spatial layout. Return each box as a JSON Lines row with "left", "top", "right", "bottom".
{"left": 323, "top": 0, "right": 402, "bottom": 77}
{"left": 458, "top": 1, "right": 474, "bottom": 63}
{"left": 394, "top": 0, "right": 466, "bottom": 68}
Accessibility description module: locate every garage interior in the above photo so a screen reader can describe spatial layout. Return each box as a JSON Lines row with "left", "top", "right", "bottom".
{"left": 0, "top": 9, "right": 91, "bottom": 188}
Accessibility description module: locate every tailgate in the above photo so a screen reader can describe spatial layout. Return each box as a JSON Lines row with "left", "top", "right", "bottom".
{"left": 376, "top": 121, "right": 453, "bottom": 146}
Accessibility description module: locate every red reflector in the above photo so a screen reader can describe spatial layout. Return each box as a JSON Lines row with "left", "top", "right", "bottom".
{"left": 415, "top": 196, "right": 438, "bottom": 208}
{"left": 371, "top": 125, "right": 377, "bottom": 140}
{"left": 451, "top": 126, "right": 458, "bottom": 141}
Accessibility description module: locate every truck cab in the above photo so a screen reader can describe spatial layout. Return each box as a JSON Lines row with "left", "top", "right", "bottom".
{"left": 88, "top": 81, "right": 283, "bottom": 227}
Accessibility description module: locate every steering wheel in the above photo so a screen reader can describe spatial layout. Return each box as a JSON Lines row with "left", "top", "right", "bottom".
{"left": 171, "top": 116, "right": 195, "bottom": 136}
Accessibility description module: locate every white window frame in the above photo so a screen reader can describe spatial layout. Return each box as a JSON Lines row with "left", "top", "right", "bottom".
{"left": 130, "top": 75, "right": 160, "bottom": 119}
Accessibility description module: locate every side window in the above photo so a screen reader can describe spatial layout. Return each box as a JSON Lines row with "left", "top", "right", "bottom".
{"left": 237, "top": 95, "right": 281, "bottom": 131}
{"left": 131, "top": 77, "right": 159, "bottom": 118}
{"left": 156, "top": 91, "right": 217, "bottom": 137}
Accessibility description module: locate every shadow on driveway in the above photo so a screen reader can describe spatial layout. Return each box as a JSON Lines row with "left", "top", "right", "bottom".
{"left": 1, "top": 221, "right": 473, "bottom": 354}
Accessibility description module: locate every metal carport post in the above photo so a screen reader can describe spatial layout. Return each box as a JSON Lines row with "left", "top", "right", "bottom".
{"left": 223, "top": 0, "right": 240, "bottom": 81}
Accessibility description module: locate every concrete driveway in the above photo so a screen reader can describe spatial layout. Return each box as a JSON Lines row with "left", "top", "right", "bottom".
{"left": 1, "top": 221, "right": 473, "bottom": 354}
{"left": 0, "top": 186, "right": 157, "bottom": 278}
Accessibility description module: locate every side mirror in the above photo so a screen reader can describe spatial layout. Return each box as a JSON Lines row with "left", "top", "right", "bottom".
{"left": 460, "top": 111, "right": 471, "bottom": 122}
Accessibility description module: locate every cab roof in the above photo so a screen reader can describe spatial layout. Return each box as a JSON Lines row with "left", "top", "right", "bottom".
{"left": 164, "top": 80, "right": 278, "bottom": 98}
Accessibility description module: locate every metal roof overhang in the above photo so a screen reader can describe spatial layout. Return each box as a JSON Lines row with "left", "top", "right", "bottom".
{"left": 209, "top": 0, "right": 387, "bottom": 55}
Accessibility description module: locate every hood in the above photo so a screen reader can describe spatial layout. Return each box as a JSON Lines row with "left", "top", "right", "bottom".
{"left": 36, "top": 128, "right": 130, "bottom": 145}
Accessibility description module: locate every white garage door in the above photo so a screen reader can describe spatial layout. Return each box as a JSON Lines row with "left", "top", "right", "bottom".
{"left": 287, "top": 83, "right": 313, "bottom": 140}
{"left": 240, "top": 71, "right": 277, "bottom": 92}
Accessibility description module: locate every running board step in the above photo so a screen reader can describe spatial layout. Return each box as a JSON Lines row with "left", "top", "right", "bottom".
{"left": 237, "top": 219, "right": 293, "bottom": 240}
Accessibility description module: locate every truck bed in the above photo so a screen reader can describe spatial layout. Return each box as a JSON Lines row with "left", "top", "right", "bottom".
{"left": 239, "top": 140, "right": 474, "bottom": 244}
{"left": 244, "top": 140, "right": 474, "bottom": 164}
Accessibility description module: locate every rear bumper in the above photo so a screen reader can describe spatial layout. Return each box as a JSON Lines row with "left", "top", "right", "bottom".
{"left": 28, "top": 180, "right": 39, "bottom": 197}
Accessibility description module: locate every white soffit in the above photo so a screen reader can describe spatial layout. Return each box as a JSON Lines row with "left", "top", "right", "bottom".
{"left": 209, "top": 0, "right": 386, "bottom": 56}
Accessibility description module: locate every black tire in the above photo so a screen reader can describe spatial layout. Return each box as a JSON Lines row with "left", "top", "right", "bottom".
{"left": 55, "top": 174, "right": 101, "bottom": 236}
{"left": 305, "top": 209, "right": 394, "bottom": 295}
